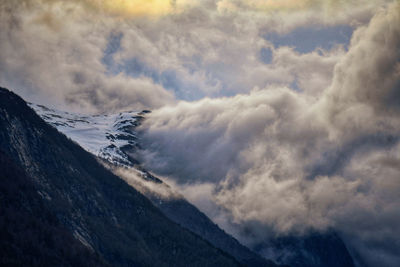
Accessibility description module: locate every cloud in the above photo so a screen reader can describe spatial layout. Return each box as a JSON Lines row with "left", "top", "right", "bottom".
{"left": 0, "top": 0, "right": 175, "bottom": 113}
{"left": 138, "top": 3, "right": 400, "bottom": 266}
{"left": 81, "top": 0, "right": 200, "bottom": 18}
{"left": 0, "top": 0, "right": 390, "bottom": 111}
{"left": 218, "top": 0, "right": 392, "bottom": 31}
{"left": 321, "top": 2, "right": 400, "bottom": 137}
{"left": 114, "top": 167, "right": 181, "bottom": 199}
{"left": 87, "top": 0, "right": 175, "bottom": 17}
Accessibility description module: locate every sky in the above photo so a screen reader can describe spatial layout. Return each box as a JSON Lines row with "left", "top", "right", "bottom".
{"left": 1, "top": 1, "right": 400, "bottom": 266}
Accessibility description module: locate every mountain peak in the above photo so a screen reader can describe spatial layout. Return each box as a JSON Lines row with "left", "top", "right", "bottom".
{"left": 0, "top": 86, "right": 242, "bottom": 267}
{"left": 29, "top": 103, "right": 144, "bottom": 167}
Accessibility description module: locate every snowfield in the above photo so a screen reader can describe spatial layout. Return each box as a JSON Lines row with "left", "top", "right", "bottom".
{"left": 30, "top": 103, "right": 145, "bottom": 167}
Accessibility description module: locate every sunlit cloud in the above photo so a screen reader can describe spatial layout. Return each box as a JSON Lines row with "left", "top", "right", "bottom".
{"left": 83, "top": 0, "right": 194, "bottom": 17}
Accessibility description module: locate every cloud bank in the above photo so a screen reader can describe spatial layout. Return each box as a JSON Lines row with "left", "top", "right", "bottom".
{"left": 0, "top": 0, "right": 391, "bottom": 112}
{"left": 138, "top": 4, "right": 400, "bottom": 267}
{"left": 0, "top": 0, "right": 176, "bottom": 113}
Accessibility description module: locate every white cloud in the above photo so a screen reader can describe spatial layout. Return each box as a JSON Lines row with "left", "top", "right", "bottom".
{"left": 138, "top": 4, "right": 400, "bottom": 266}
{"left": 1, "top": 0, "right": 389, "bottom": 111}
{"left": 0, "top": 0, "right": 175, "bottom": 113}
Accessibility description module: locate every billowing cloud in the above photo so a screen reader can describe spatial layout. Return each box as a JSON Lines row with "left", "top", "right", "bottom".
{"left": 0, "top": 0, "right": 175, "bottom": 113}
{"left": 218, "top": 0, "right": 392, "bottom": 31}
{"left": 138, "top": 4, "right": 400, "bottom": 266}
{"left": 0, "top": 0, "right": 391, "bottom": 112}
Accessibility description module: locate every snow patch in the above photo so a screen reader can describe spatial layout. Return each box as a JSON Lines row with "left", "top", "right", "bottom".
{"left": 29, "top": 103, "right": 142, "bottom": 167}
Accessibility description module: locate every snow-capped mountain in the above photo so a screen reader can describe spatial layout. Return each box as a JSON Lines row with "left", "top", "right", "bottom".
{"left": 28, "top": 101, "right": 355, "bottom": 267}
{"left": 28, "top": 102, "right": 281, "bottom": 267}
{"left": 29, "top": 103, "right": 149, "bottom": 167}
{"left": 1, "top": 87, "right": 242, "bottom": 267}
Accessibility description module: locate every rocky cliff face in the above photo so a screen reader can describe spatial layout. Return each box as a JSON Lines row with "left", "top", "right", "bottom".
{"left": 0, "top": 87, "right": 243, "bottom": 267}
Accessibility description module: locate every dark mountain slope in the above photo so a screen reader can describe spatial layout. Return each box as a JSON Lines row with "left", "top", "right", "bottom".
{"left": 29, "top": 99, "right": 354, "bottom": 267}
{"left": 0, "top": 150, "right": 108, "bottom": 267}
{"left": 29, "top": 103, "right": 281, "bottom": 267}
{"left": 253, "top": 230, "right": 355, "bottom": 267}
{"left": 135, "top": 182, "right": 280, "bottom": 267}
{"left": 0, "top": 87, "right": 240, "bottom": 267}
{"left": 133, "top": 170, "right": 354, "bottom": 267}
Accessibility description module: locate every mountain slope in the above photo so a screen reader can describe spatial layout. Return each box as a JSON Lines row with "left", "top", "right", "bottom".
{"left": 29, "top": 103, "right": 145, "bottom": 167}
{"left": 30, "top": 102, "right": 281, "bottom": 267}
{"left": 29, "top": 98, "right": 356, "bottom": 267}
{"left": 253, "top": 231, "right": 355, "bottom": 267}
{"left": 141, "top": 186, "right": 280, "bottom": 267}
{"left": 0, "top": 150, "right": 108, "bottom": 267}
{"left": 0, "top": 87, "right": 241, "bottom": 267}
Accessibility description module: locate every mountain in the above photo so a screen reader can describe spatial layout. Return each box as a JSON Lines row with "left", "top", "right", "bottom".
{"left": 29, "top": 103, "right": 145, "bottom": 168}
{"left": 253, "top": 231, "right": 355, "bottom": 267}
{"left": 29, "top": 100, "right": 356, "bottom": 267}
{"left": 30, "top": 102, "right": 280, "bottom": 267}
{"left": 0, "top": 150, "right": 108, "bottom": 267}
{"left": 0, "top": 87, "right": 242, "bottom": 267}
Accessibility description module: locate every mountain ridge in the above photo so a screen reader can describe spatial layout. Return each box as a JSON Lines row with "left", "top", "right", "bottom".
{"left": 0, "top": 87, "right": 246, "bottom": 267}
{"left": 29, "top": 100, "right": 281, "bottom": 266}
{"left": 28, "top": 94, "right": 355, "bottom": 267}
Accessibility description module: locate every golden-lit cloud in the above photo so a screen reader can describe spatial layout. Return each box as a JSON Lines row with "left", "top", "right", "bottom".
{"left": 83, "top": 0, "right": 194, "bottom": 17}
{"left": 97, "top": 0, "right": 172, "bottom": 17}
